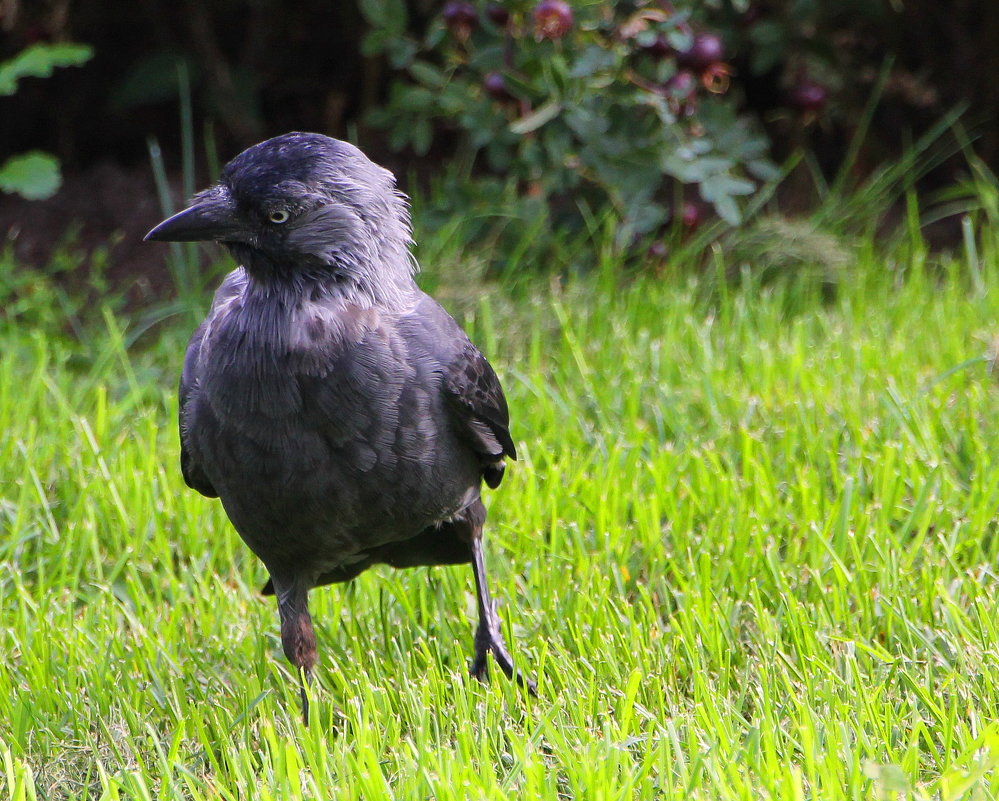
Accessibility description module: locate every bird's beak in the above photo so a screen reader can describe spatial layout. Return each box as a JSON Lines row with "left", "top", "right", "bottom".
{"left": 144, "top": 191, "right": 248, "bottom": 243}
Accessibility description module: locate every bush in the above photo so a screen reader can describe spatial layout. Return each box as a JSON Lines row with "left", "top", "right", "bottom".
{"left": 364, "top": 1, "right": 779, "bottom": 244}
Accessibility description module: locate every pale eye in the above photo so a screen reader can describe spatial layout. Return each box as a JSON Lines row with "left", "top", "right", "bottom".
{"left": 268, "top": 209, "right": 290, "bottom": 224}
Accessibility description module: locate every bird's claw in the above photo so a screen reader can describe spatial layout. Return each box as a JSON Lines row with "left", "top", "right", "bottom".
{"left": 470, "top": 600, "right": 537, "bottom": 696}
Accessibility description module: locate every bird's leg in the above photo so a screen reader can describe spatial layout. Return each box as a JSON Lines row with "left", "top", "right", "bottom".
{"left": 469, "top": 527, "right": 537, "bottom": 695}
{"left": 297, "top": 665, "right": 312, "bottom": 727}
{"left": 275, "top": 580, "right": 317, "bottom": 726}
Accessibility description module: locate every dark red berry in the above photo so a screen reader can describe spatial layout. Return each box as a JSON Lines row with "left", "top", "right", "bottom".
{"left": 485, "top": 3, "right": 511, "bottom": 26}
{"left": 660, "top": 70, "right": 698, "bottom": 116}
{"left": 662, "top": 70, "right": 697, "bottom": 97}
{"left": 787, "top": 80, "right": 828, "bottom": 113}
{"left": 443, "top": 1, "right": 478, "bottom": 39}
{"left": 676, "top": 33, "right": 725, "bottom": 73}
{"left": 681, "top": 202, "right": 702, "bottom": 230}
{"left": 533, "top": 0, "right": 573, "bottom": 40}
{"left": 484, "top": 71, "right": 513, "bottom": 101}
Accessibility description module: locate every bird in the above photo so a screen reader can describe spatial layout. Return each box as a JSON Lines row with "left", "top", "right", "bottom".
{"left": 145, "top": 132, "right": 534, "bottom": 724}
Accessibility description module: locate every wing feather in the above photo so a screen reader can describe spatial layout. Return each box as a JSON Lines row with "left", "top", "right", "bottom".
{"left": 437, "top": 329, "right": 516, "bottom": 489}
{"left": 177, "top": 270, "right": 247, "bottom": 499}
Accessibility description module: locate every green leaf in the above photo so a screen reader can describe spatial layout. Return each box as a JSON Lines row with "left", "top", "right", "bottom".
{"left": 662, "top": 153, "right": 734, "bottom": 183}
{"left": 510, "top": 102, "right": 562, "bottom": 135}
{"left": 408, "top": 61, "right": 445, "bottom": 89}
{"left": 708, "top": 192, "right": 741, "bottom": 225}
{"left": 0, "top": 42, "right": 93, "bottom": 96}
{"left": 392, "top": 85, "right": 438, "bottom": 113}
{"left": 541, "top": 125, "right": 573, "bottom": 164}
{"left": 358, "top": 0, "right": 407, "bottom": 34}
{"left": 0, "top": 152, "right": 61, "bottom": 200}
{"left": 624, "top": 201, "right": 668, "bottom": 235}
{"left": 361, "top": 28, "right": 394, "bottom": 56}
{"left": 467, "top": 43, "right": 506, "bottom": 72}
{"left": 411, "top": 117, "right": 433, "bottom": 156}
{"left": 666, "top": 27, "right": 694, "bottom": 52}
{"left": 387, "top": 38, "right": 418, "bottom": 69}
{"left": 568, "top": 45, "right": 619, "bottom": 79}
{"left": 586, "top": 150, "right": 662, "bottom": 205}
{"left": 700, "top": 173, "right": 756, "bottom": 200}
{"left": 564, "top": 106, "right": 609, "bottom": 141}
{"left": 747, "top": 158, "right": 782, "bottom": 182}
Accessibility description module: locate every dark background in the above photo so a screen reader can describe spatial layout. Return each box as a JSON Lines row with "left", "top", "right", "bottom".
{"left": 2, "top": 0, "right": 997, "bottom": 289}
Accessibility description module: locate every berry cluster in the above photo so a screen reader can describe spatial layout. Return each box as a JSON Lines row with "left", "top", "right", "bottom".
{"left": 443, "top": 0, "right": 575, "bottom": 102}
{"left": 444, "top": 0, "right": 573, "bottom": 41}
{"left": 442, "top": 2, "right": 828, "bottom": 122}
{"left": 370, "top": 2, "right": 790, "bottom": 242}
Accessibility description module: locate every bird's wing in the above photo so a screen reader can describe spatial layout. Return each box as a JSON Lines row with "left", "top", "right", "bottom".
{"left": 416, "top": 298, "right": 516, "bottom": 488}
{"left": 179, "top": 324, "right": 218, "bottom": 498}
{"left": 178, "top": 269, "right": 247, "bottom": 498}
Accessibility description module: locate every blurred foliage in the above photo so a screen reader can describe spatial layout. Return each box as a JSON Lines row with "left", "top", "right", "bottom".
{"left": 0, "top": 235, "right": 119, "bottom": 337}
{"left": 0, "top": 42, "right": 92, "bottom": 94}
{"left": 1, "top": 0, "right": 997, "bottom": 277}
{"left": 357, "top": 0, "right": 982, "bottom": 254}
{"left": 0, "top": 43, "right": 92, "bottom": 200}
{"left": 1, "top": 0, "right": 995, "bottom": 170}
{"left": 365, "top": 1, "right": 778, "bottom": 241}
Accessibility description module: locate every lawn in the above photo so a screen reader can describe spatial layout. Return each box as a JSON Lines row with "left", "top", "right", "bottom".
{"left": 3, "top": 213, "right": 999, "bottom": 799}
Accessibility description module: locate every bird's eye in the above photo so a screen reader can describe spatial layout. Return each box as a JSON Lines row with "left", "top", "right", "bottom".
{"left": 268, "top": 209, "right": 291, "bottom": 224}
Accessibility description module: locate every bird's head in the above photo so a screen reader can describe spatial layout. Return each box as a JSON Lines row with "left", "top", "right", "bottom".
{"left": 145, "top": 132, "right": 418, "bottom": 306}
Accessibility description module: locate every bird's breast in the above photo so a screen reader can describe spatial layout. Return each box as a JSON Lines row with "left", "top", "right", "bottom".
{"left": 184, "top": 297, "right": 476, "bottom": 557}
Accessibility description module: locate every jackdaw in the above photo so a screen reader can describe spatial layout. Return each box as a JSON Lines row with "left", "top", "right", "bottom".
{"left": 145, "top": 132, "right": 533, "bottom": 723}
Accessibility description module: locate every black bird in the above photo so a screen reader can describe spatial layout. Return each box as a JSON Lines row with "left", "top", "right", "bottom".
{"left": 145, "top": 132, "right": 533, "bottom": 723}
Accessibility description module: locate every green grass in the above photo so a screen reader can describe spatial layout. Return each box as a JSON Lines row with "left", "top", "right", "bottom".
{"left": 3, "top": 213, "right": 999, "bottom": 800}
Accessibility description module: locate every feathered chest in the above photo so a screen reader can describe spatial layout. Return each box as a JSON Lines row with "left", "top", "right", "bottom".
{"left": 194, "top": 295, "right": 410, "bottom": 439}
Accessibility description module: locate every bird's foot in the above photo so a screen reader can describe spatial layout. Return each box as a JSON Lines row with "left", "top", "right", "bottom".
{"left": 470, "top": 599, "right": 537, "bottom": 696}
